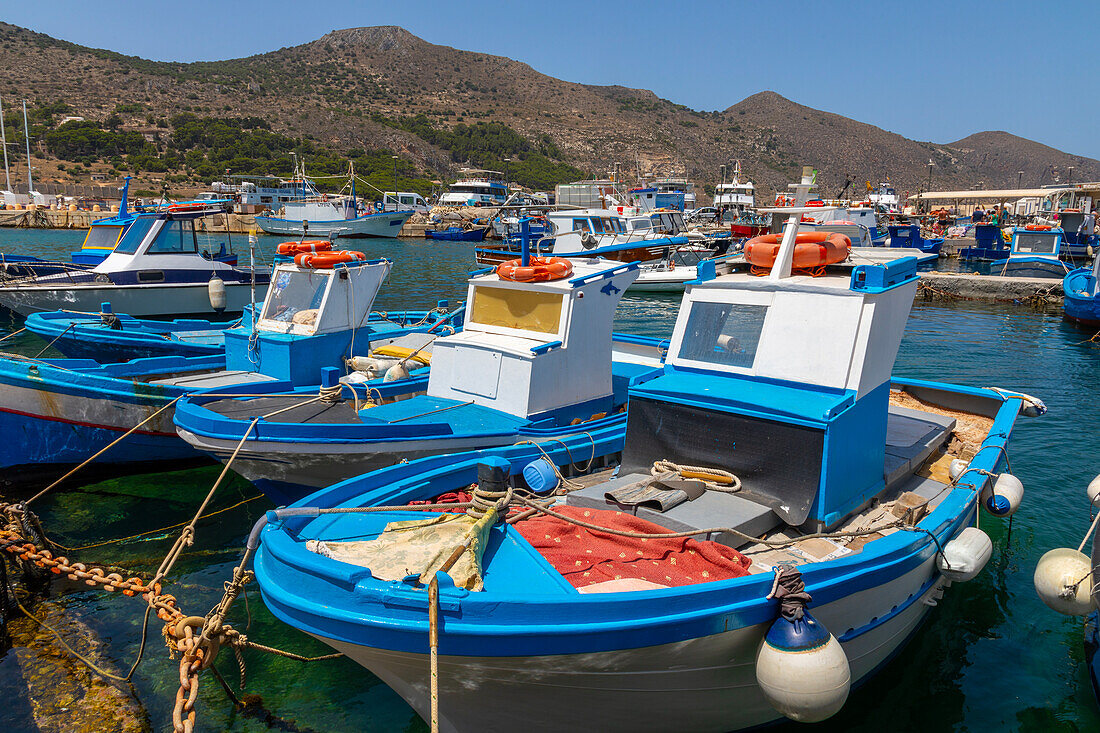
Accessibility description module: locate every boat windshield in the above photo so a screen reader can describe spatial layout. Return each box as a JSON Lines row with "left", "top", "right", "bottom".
{"left": 1014, "top": 232, "right": 1058, "bottom": 254}
{"left": 260, "top": 270, "right": 331, "bottom": 326}
{"left": 112, "top": 217, "right": 157, "bottom": 255}
{"left": 81, "top": 224, "right": 124, "bottom": 249}
{"left": 469, "top": 285, "right": 563, "bottom": 335}
{"left": 148, "top": 220, "right": 198, "bottom": 254}
{"left": 677, "top": 302, "right": 768, "bottom": 369}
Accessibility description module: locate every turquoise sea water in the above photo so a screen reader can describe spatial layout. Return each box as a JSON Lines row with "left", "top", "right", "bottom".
{"left": 0, "top": 228, "right": 1098, "bottom": 732}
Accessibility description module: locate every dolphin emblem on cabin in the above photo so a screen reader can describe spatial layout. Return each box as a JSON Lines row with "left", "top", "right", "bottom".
{"left": 600, "top": 281, "right": 621, "bottom": 296}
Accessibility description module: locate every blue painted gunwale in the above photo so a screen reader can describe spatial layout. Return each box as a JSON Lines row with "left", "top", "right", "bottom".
{"left": 254, "top": 378, "right": 1024, "bottom": 658}
{"left": 1063, "top": 268, "right": 1100, "bottom": 326}
{"left": 24, "top": 308, "right": 449, "bottom": 362}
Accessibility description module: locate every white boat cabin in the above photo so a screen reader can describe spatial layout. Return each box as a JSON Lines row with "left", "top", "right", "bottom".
{"left": 95, "top": 209, "right": 244, "bottom": 277}
{"left": 428, "top": 258, "right": 641, "bottom": 420}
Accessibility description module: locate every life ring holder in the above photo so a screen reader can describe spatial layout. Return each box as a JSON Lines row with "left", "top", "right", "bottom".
{"left": 496, "top": 257, "right": 574, "bottom": 282}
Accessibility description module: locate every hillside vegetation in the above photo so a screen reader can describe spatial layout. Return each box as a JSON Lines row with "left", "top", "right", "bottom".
{"left": 0, "top": 22, "right": 1096, "bottom": 199}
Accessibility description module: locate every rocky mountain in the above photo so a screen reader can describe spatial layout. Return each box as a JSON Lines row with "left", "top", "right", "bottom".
{"left": 0, "top": 22, "right": 1096, "bottom": 199}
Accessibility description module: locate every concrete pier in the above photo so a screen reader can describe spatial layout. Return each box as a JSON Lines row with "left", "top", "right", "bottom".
{"left": 917, "top": 272, "right": 1063, "bottom": 304}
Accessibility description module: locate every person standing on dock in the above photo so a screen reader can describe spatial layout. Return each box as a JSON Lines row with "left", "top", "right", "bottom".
{"left": 1077, "top": 210, "right": 1095, "bottom": 245}
{"left": 973, "top": 205, "right": 985, "bottom": 223}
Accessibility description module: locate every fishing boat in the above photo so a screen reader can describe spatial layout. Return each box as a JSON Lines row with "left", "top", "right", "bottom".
{"left": 250, "top": 196, "right": 1040, "bottom": 732}
{"left": 958, "top": 223, "right": 1009, "bottom": 260}
{"left": 1063, "top": 252, "right": 1100, "bottom": 327}
{"left": 0, "top": 256, "right": 462, "bottom": 483}
{"left": 23, "top": 305, "right": 448, "bottom": 362}
{"left": 885, "top": 224, "right": 943, "bottom": 254}
{"left": 0, "top": 177, "right": 138, "bottom": 279}
{"left": 425, "top": 226, "right": 488, "bottom": 242}
{"left": 475, "top": 208, "right": 693, "bottom": 267}
{"left": 255, "top": 162, "right": 414, "bottom": 238}
{"left": 0, "top": 202, "right": 269, "bottom": 318}
{"left": 713, "top": 162, "right": 755, "bottom": 217}
{"left": 174, "top": 253, "right": 659, "bottom": 502}
{"left": 991, "top": 226, "right": 1072, "bottom": 278}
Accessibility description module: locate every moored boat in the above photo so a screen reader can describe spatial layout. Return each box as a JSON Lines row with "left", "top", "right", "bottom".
{"left": 424, "top": 226, "right": 488, "bottom": 242}
{"left": 250, "top": 204, "right": 1041, "bottom": 732}
{"left": 0, "top": 256, "right": 462, "bottom": 483}
{"left": 0, "top": 202, "right": 269, "bottom": 318}
{"left": 1063, "top": 252, "right": 1100, "bottom": 327}
{"left": 174, "top": 254, "right": 658, "bottom": 502}
{"left": 991, "top": 226, "right": 1072, "bottom": 278}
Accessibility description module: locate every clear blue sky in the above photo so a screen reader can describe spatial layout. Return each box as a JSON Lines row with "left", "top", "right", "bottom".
{"left": 7, "top": 0, "right": 1097, "bottom": 158}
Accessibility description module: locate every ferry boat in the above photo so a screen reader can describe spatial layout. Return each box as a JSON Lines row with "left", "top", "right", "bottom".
{"left": 991, "top": 226, "right": 1072, "bottom": 278}
{"left": 438, "top": 170, "right": 509, "bottom": 207}
{"left": 0, "top": 202, "right": 269, "bottom": 318}
{"left": 251, "top": 194, "right": 1038, "bottom": 732}
{"left": 713, "top": 163, "right": 755, "bottom": 215}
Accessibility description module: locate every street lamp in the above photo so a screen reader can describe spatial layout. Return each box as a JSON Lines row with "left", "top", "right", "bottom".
{"left": 391, "top": 155, "right": 399, "bottom": 210}
{"left": 1068, "top": 166, "right": 1075, "bottom": 184}
{"left": 1017, "top": 171, "right": 1024, "bottom": 189}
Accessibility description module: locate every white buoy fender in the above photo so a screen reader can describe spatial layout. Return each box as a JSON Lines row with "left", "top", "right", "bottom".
{"left": 208, "top": 275, "right": 227, "bottom": 312}
{"left": 949, "top": 458, "right": 969, "bottom": 482}
{"left": 347, "top": 355, "right": 402, "bottom": 377}
{"left": 980, "top": 473, "right": 1023, "bottom": 517}
{"left": 938, "top": 527, "right": 992, "bottom": 582}
{"left": 755, "top": 610, "right": 851, "bottom": 723}
{"left": 1033, "top": 548, "right": 1093, "bottom": 616}
{"left": 1087, "top": 474, "right": 1100, "bottom": 508}
{"left": 383, "top": 362, "right": 410, "bottom": 383}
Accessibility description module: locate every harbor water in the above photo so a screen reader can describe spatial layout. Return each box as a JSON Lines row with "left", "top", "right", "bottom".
{"left": 0, "top": 229, "right": 1098, "bottom": 732}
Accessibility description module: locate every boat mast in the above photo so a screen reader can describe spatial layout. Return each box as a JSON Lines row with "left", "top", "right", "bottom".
{"left": 22, "top": 100, "right": 34, "bottom": 198}
{"left": 0, "top": 96, "right": 10, "bottom": 193}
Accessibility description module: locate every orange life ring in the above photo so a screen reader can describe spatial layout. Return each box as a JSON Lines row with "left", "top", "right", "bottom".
{"left": 294, "top": 250, "right": 367, "bottom": 268}
{"left": 1063, "top": 208, "right": 1081, "bottom": 213}
{"left": 496, "top": 256, "right": 574, "bottom": 282}
{"left": 167, "top": 202, "right": 207, "bottom": 213}
{"left": 743, "top": 232, "right": 850, "bottom": 272}
{"left": 1024, "top": 224, "right": 1052, "bottom": 231}
{"left": 805, "top": 200, "right": 824, "bottom": 207}
{"left": 277, "top": 240, "right": 333, "bottom": 255}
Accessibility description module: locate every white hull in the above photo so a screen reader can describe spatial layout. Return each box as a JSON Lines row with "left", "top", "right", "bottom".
{"left": 627, "top": 269, "right": 697, "bottom": 293}
{"left": 0, "top": 280, "right": 266, "bottom": 317}
{"left": 307, "top": 555, "right": 947, "bottom": 733}
{"left": 255, "top": 212, "right": 411, "bottom": 238}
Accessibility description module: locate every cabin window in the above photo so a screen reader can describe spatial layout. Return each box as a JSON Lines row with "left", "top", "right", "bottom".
{"left": 260, "top": 270, "right": 330, "bottom": 326}
{"left": 572, "top": 218, "right": 590, "bottom": 233}
{"left": 677, "top": 302, "right": 768, "bottom": 369}
{"left": 590, "top": 218, "right": 606, "bottom": 233}
{"left": 469, "top": 286, "right": 564, "bottom": 335}
{"left": 81, "top": 225, "right": 123, "bottom": 250}
{"left": 112, "top": 217, "right": 157, "bottom": 255}
{"left": 1014, "top": 233, "right": 1058, "bottom": 254}
{"left": 148, "top": 220, "right": 198, "bottom": 254}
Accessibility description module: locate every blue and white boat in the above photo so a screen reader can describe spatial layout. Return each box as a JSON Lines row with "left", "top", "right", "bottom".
{"left": 0, "top": 256, "right": 462, "bottom": 482}
{"left": 958, "top": 222, "right": 1009, "bottom": 260}
{"left": 0, "top": 202, "right": 268, "bottom": 318}
{"left": 0, "top": 177, "right": 138, "bottom": 279}
{"left": 255, "top": 197, "right": 414, "bottom": 239}
{"left": 22, "top": 305, "right": 449, "bottom": 363}
{"left": 174, "top": 254, "right": 660, "bottom": 502}
{"left": 250, "top": 206, "right": 1039, "bottom": 732}
{"left": 1063, "top": 252, "right": 1100, "bottom": 327}
{"left": 886, "top": 223, "right": 943, "bottom": 254}
{"left": 991, "top": 226, "right": 1072, "bottom": 278}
